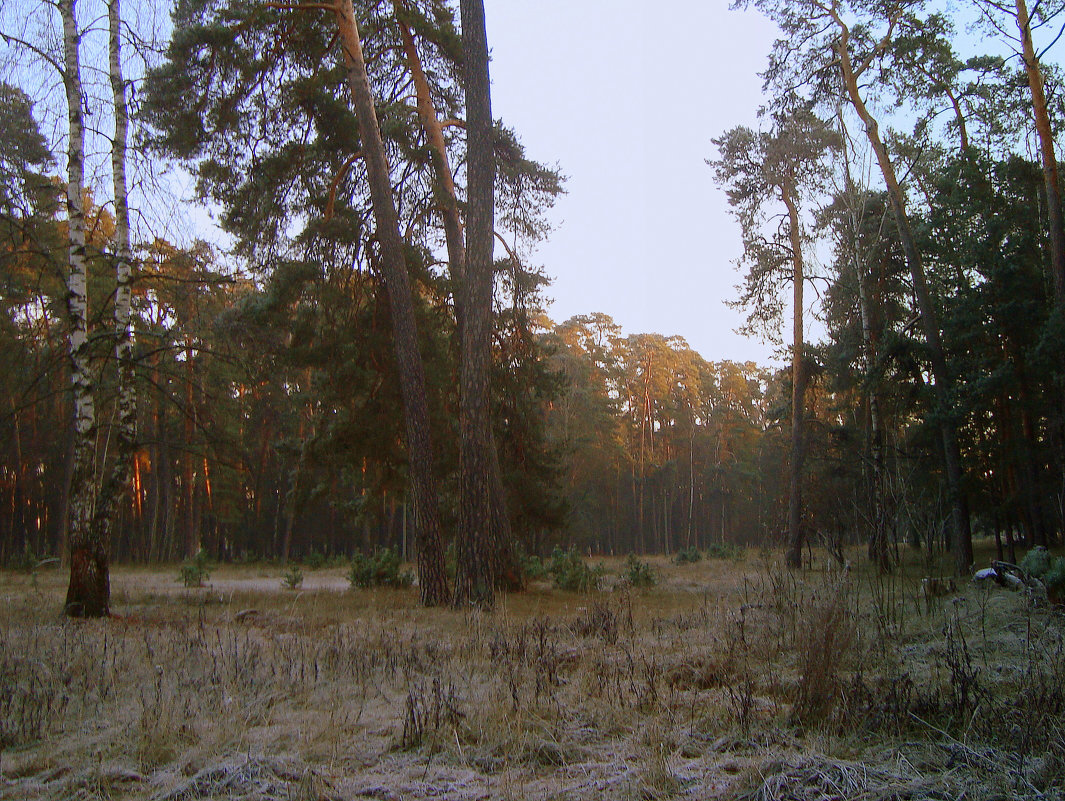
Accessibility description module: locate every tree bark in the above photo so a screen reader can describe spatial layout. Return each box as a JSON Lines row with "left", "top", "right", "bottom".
{"left": 88, "top": 0, "right": 138, "bottom": 570}
{"left": 182, "top": 340, "right": 197, "bottom": 558}
{"left": 858, "top": 251, "right": 890, "bottom": 571}
{"left": 395, "top": 7, "right": 465, "bottom": 297}
{"left": 61, "top": 0, "right": 109, "bottom": 618}
{"left": 397, "top": 6, "right": 520, "bottom": 593}
{"left": 832, "top": 17, "right": 973, "bottom": 575}
{"left": 453, "top": 0, "right": 502, "bottom": 607}
{"left": 782, "top": 177, "right": 807, "bottom": 569}
{"left": 332, "top": 0, "right": 449, "bottom": 605}
{"left": 1015, "top": 0, "right": 1065, "bottom": 306}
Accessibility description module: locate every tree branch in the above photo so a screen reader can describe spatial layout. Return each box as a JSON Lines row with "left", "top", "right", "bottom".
{"left": 261, "top": 1, "right": 337, "bottom": 11}
{"left": 325, "top": 150, "right": 363, "bottom": 219}
{"left": 0, "top": 31, "right": 64, "bottom": 74}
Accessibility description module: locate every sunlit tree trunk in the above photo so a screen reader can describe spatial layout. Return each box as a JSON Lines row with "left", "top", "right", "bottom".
{"left": 61, "top": 0, "right": 109, "bottom": 617}
{"left": 1014, "top": 0, "right": 1065, "bottom": 306}
{"left": 395, "top": 7, "right": 465, "bottom": 295}
{"left": 332, "top": 0, "right": 449, "bottom": 605}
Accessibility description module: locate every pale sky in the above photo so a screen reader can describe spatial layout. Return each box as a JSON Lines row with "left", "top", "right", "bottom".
{"left": 483, "top": 1, "right": 780, "bottom": 364}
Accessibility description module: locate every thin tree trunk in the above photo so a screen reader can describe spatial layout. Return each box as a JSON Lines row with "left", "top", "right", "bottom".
{"left": 56, "top": 422, "right": 74, "bottom": 557}
{"left": 183, "top": 339, "right": 197, "bottom": 558}
{"left": 783, "top": 178, "right": 807, "bottom": 569}
{"left": 282, "top": 417, "right": 307, "bottom": 563}
{"left": 838, "top": 127, "right": 891, "bottom": 571}
{"left": 395, "top": 6, "right": 465, "bottom": 296}
{"left": 90, "top": 0, "right": 138, "bottom": 569}
{"left": 858, "top": 257, "right": 890, "bottom": 570}
{"left": 332, "top": 0, "right": 449, "bottom": 605}
{"left": 453, "top": 0, "right": 503, "bottom": 607}
{"left": 832, "top": 18, "right": 973, "bottom": 575}
{"left": 61, "top": 0, "right": 109, "bottom": 617}
{"left": 687, "top": 426, "right": 695, "bottom": 549}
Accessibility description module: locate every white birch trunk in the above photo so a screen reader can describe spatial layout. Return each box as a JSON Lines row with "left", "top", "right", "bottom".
{"left": 90, "top": 0, "right": 138, "bottom": 553}
{"left": 109, "top": 0, "right": 135, "bottom": 448}
{"left": 61, "top": 0, "right": 109, "bottom": 617}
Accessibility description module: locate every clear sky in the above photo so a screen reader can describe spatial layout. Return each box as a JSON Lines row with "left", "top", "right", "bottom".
{"left": 483, "top": 1, "right": 780, "bottom": 364}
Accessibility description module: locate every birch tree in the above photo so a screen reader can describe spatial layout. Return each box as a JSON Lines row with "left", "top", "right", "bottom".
{"left": 57, "top": 0, "right": 110, "bottom": 617}
{"left": 87, "top": 0, "right": 138, "bottom": 587}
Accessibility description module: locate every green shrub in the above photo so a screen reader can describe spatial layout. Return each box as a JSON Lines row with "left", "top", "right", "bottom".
{"left": 1043, "top": 557, "right": 1065, "bottom": 601}
{"left": 622, "top": 553, "right": 656, "bottom": 587}
{"left": 1020, "top": 546, "right": 1052, "bottom": 578}
{"left": 303, "top": 550, "right": 326, "bottom": 570}
{"left": 521, "top": 553, "right": 549, "bottom": 580}
{"left": 674, "top": 546, "right": 702, "bottom": 565}
{"left": 547, "top": 546, "right": 604, "bottom": 592}
{"left": 178, "top": 549, "right": 211, "bottom": 588}
{"left": 705, "top": 542, "right": 743, "bottom": 560}
{"left": 7, "top": 550, "right": 40, "bottom": 573}
{"left": 281, "top": 564, "right": 304, "bottom": 590}
{"left": 348, "top": 548, "right": 414, "bottom": 589}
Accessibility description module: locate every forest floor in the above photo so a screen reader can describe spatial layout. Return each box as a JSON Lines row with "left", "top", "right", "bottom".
{"left": 1, "top": 543, "right": 1063, "bottom": 800}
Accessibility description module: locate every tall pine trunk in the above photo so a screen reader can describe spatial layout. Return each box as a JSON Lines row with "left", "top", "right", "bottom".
{"left": 398, "top": 8, "right": 521, "bottom": 592}
{"left": 1014, "top": 0, "right": 1065, "bottom": 306}
{"left": 454, "top": 0, "right": 505, "bottom": 607}
{"left": 783, "top": 178, "right": 807, "bottom": 569}
{"left": 61, "top": 0, "right": 109, "bottom": 617}
{"left": 332, "top": 0, "right": 449, "bottom": 605}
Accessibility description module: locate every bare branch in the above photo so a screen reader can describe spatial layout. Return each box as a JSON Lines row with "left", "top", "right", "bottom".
{"left": 324, "top": 150, "right": 363, "bottom": 219}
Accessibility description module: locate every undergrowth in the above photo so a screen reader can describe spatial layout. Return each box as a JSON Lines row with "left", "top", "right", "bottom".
{"left": 1, "top": 552, "right": 1063, "bottom": 800}
{"left": 348, "top": 547, "right": 413, "bottom": 589}
{"left": 547, "top": 546, "right": 604, "bottom": 592}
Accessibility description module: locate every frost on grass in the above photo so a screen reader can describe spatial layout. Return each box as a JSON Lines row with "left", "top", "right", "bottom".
{"left": 0, "top": 556, "right": 1063, "bottom": 800}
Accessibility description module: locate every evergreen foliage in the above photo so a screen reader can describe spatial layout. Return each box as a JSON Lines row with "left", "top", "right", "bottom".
{"left": 621, "top": 554, "right": 657, "bottom": 587}
{"left": 348, "top": 548, "right": 414, "bottom": 589}
{"left": 674, "top": 547, "right": 702, "bottom": 564}
{"left": 547, "top": 546, "right": 604, "bottom": 592}
{"left": 179, "top": 550, "right": 211, "bottom": 588}
{"left": 281, "top": 564, "right": 304, "bottom": 590}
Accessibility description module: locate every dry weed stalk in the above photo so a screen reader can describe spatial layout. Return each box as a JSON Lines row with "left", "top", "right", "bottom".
{"left": 790, "top": 573, "right": 859, "bottom": 727}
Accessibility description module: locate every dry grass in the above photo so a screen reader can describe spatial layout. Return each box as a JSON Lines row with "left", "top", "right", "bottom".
{"left": 1, "top": 546, "right": 1063, "bottom": 800}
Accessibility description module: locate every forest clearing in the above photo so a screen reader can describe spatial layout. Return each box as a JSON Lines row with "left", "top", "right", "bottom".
{"left": 2, "top": 544, "right": 1064, "bottom": 800}
{"left": 5, "top": 0, "right": 1065, "bottom": 796}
